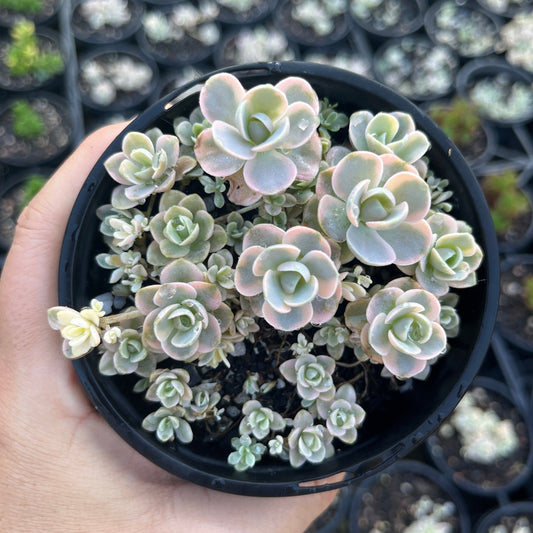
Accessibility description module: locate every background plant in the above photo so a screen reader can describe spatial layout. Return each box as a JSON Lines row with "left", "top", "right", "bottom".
{"left": 11, "top": 99, "right": 45, "bottom": 140}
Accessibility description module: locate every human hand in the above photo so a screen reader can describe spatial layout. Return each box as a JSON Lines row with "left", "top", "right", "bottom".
{"left": 0, "top": 123, "right": 340, "bottom": 533}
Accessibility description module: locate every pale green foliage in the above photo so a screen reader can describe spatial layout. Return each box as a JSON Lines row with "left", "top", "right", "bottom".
{"left": 96, "top": 250, "right": 148, "bottom": 294}
{"left": 349, "top": 110, "right": 430, "bottom": 164}
{"left": 280, "top": 354, "right": 336, "bottom": 402}
{"left": 313, "top": 318, "right": 351, "bottom": 359}
{"left": 194, "top": 72, "right": 322, "bottom": 201}
{"left": 142, "top": 406, "right": 193, "bottom": 443}
{"left": 147, "top": 190, "right": 227, "bottom": 266}
{"left": 135, "top": 259, "right": 233, "bottom": 362}
{"left": 354, "top": 278, "right": 447, "bottom": 379}
{"left": 317, "top": 151, "right": 433, "bottom": 266}
{"left": 99, "top": 327, "right": 156, "bottom": 376}
{"left": 316, "top": 384, "right": 366, "bottom": 444}
{"left": 239, "top": 400, "right": 286, "bottom": 440}
{"left": 146, "top": 368, "right": 193, "bottom": 408}
{"left": 183, "top": 383, "right": 222, "bottom": 421}
{"left": 399, "top": 212, "right": 483, "bottom": 296}
{"left": 234, "top": 224, "right": 340, "bottom": 330}
{"left": 287, "top": 410, "right": 334, "bottom": 467}
{"left": 104, "top": 128, "right": 196, "bottom": 209}
{"left": 228, "top": 435, "right": 267, "bottom": 471}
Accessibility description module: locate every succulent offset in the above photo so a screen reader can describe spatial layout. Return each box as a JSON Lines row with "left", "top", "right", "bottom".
{"left": 48, "top": 71, "right": 485, "bottom": 473}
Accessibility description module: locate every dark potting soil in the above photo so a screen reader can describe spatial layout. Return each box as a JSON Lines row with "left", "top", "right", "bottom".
{"left": 355, "top": 468, "right": 463, "bottom": 532}
{"left": 457, "top": 126, "right": 488, "bottom": 164}
{"left": 428, "top": 386, "right": 530, "bottom": 491}
{"left": 498, "top": 262, "right": 533, "bottom": 348}
{"left": 0, "top": 33, "right": 63, "bottom": 92}
{"left": 0, "top": 96, "right": 72, "bottom": 166}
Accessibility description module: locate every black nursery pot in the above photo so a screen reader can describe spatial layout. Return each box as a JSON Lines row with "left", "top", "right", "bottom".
{"left": 58, "top": 62, "right": 500, "bottom": 497}
{"left": 425, "top": 376, "right": 533, "bottom": 498}
{"left": 349, "top": 459, "right": 471, "bottom": 532}
{"left": 475, "top": 502, "right": 533, "bottom": 533}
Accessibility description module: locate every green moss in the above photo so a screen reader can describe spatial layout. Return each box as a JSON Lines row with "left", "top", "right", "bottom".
{"left": 6, "top": 19, "right": 64, "bottom": 80}
{"left": 481, "top": 169, "right": 530, "bottom": 236}
{"left": 427, "top": 98, "right": 482, "bottom": 147}
{"left": 20, "top": 174, "right": 47, "bottom": 208}
{"left": 11, "top": 100, "right": 45, "bottom": 140}
{"left": 522, "top": 274, "right": 533, "bottom": 312}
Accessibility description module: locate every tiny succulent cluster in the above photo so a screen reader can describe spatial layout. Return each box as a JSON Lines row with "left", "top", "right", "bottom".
{"left": 48, "top": 72, "right": 484, "bottom": 472}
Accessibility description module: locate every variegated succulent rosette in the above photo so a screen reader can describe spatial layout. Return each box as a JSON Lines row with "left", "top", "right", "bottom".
{"left": 48, "top": 72, "right": 484, "bottom": 472}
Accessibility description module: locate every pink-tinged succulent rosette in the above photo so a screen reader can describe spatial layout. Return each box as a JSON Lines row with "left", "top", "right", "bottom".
{"left": 104, "top": 128, "right": 195, "bottom": 209}
{"left": 399, "top": 212, "right": 484, "bottom": 296}
{"left": 357, "top": 278, "right": 447, "bottom": 379}
{"left": 194, "top": 72, "right": 322, "bottom": 201}
{"left": 234, "top": 224, "right": 340, "bottom": 331}
{"left": 135, "top": 259, "right": 232, "bottom": 362}
{"left": 317, "top": 151, "right": 433, "bottom": 266}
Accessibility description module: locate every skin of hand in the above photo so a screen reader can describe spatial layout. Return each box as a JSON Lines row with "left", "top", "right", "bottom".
{"left": 0, "top": 123, "right": 342, "bottom": 533}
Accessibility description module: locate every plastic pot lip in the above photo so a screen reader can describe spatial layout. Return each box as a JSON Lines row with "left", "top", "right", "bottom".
{"left": 456, "top": 58, "right": 533, "bottom": 126}
{"left": 425, "top": 375, "right": 533, "bottom": 497}
{"left": 349, "top": 459, "right": 472, "bottom": 533}
{"left": 58, "top": 61, "right": 500, "bottom": 497}
{"left": 474, "top": 501, "right": 533, "bottom": 533}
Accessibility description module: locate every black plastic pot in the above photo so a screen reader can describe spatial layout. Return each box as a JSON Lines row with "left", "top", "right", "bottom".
{"left": 425, "top": 376, "right": 533, "bottom": 498}
{"left": 349, "top": 0, "right": 426, "bottom": 43}
{"left": 424, "top": 0, "right": 501, "bottom": 60}
{"left": 213, "top": 24, "right": 299, "bottom": 69}
{"left": 57, "top": 61, "right": 500, "bottom": 497}
{"left": 349, "top": 459, "right": 471, "bottom": 533}
{"left": 0, "top": 167, "right": 52, "bottom": 252}
{"left": 475, "top": 502, "right": 533, "bottom": 532}
{"left": 0, "top": 27, "right": 66, "bottom": 93}
{"left": 0, "top": 92, "right": 74, "bottom": 168}
{"left": 273, "top": 0, "right": 349, "bottom": 47}
{"left": 215, "top": 0, "right": 278, "bottom": 26}
{"left": 136, "top": 5, "right": 220, "bottom": 68}
{"left": 456, "top": 59, "right": 533, "bottom": 127}
{"left": 373, "top": 36, "right": 460, "bottom": 102}
{"left": 71, "top": 0, "right": 145, "bottom": 47}
{"left": 497, "top": 255, "right": 533, "bottom": 352}
{"left": 77, "top": 45, "right": 159, "bottom": 114}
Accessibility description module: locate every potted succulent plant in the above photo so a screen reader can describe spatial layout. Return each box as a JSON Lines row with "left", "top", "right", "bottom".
{"left": 425, "top": 376, "right": 533, "bottom": 498}
{"left": 0, "top": 18, "right": 64, "bottom": 92}
{"left": 425, "top": 97, "right": 495, "bottom": 169}
{"left": 47, "top": 62, "right": 499, "bottom": 497}
{"left": 0, "top": 93, "right": 74, "bottom": 167}
{"left": 71, "top": 0, "right": 145, "bottom": 46}
{"left": 474, "top": 502, "right": 533, "bottom": 533}
{"left": 349, "top": 459, "right": 471, "bottom": 533}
